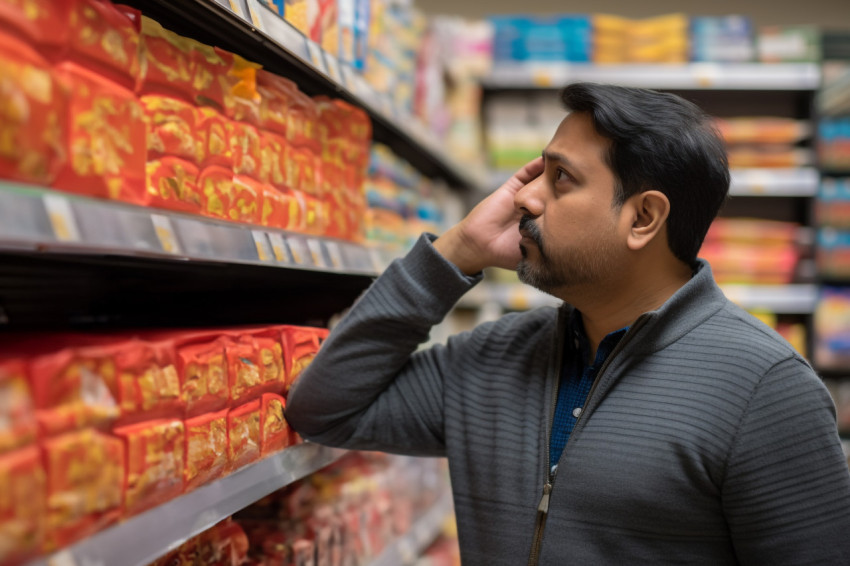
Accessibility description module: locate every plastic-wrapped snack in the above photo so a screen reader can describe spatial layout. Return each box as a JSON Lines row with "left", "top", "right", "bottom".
{"left": 0, "top": 359, "right": 36, "bottom": 455}
{"left": 184, "top": 410, "right": 229, "bottom": 491}
{"left": 0, "top": 445, "right": 45, "bottom": 565}
{"left": 146, "top": 157, "right": 202, "bottom": 214}
{"left": 228, "top": 400, "right": 261, "bottom": 472}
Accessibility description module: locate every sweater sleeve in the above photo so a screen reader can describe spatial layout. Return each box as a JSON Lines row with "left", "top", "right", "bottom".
{"left": 284, "top": 233, "right": 483, "bottom": 456}
{"left": 723, "top": 356, "right": 850, "bottom": 564}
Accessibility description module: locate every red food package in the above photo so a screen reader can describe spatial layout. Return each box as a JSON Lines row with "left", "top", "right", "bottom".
{"left": 198, "top": 165, "right": 234, "bottom": 220}
{"left": 113, "top": 419, "right": 185, "bottom": 516}
{"left": 176, "top": 336, "right": 230, "bottom": 418}
{"left": 260, "top": 393, "right": 289, "bottom": 456}
{"left": 224, "top": 331, "right": 283, "bottom": 405}
{"left": 281, "top": 326, "right": 329, "bottom": 393}
{"left": 256, "top": 69, "right": 297, "bottom": 137}
{"left": 190, "top": 42, "right": 231, "bottom": 111}
{"left": 197, "top": 519, "right": 250, "bottom": 566}
{"left": 285, "top": 145, "right": 320, "bottom": 197}
{"left": 141, "top": 95, "right": 198, "bottom": 162}
{"left": 0, "top": 359, "right": 36, "bottom": 455}
{"left": 287, "top": 88, "right": 319, "bottom": 150}
{"left": 0, "top": 33, "right": 67, "bottom": 187}
{"left": 53, "top": 61, "right": 146, "bottom": 205}
{"left": 77, "top": 339, "right": 183, "bottom": 427}
{"left": 138, "top": 16, "right": 195, "bottom": 100}
{"left": 230, "top": 120, "right": 262, "bottom": 179}
{"left": 146, "top": 157, "right": 202, "bottom": 214}
{"left": 184, "top": 410, "right": 228, "bottom": 492}
{"left": 216, "top": 48, "right": 261, "bottom": 126}
{"left": 42, "top": 428, "right": 124, "bottom": 551}
{"left": 0, "top": 445, "right": 45, "bottom": 565}
{"left": 196, "top": 106, "right": 232, "bottom": 168}
{"left": 28, "top": 346, "right": 119, "bottom": 438}
{"left": 66, "top": 0, "right": 142, "bottom": 91}
{"left": 293, "top": 538, "right": 317, "bottom": 566}
{"left": 260, "top": 184, "right": 289, "bottom": 231}
{"left": 228, "top": 400, "right": 261, "bottom": 472}
{"left": 259, "top": 131, "right": 288, "bottom": 190}
{"left": 230, "top": 175, "right": 262, "bottom": 225}
{"left": 0, "top": 0, "right": 66, "bottom": 51}
{"left": 302, "top": 192, "right": 329, "bottom": 236}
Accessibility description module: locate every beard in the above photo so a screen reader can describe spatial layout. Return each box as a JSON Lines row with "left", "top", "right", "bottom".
{"left": 516, "top": 215, "right": 620, "bottom": 295}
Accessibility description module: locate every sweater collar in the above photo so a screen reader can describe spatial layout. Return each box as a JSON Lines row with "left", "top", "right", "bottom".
{"left": 562, "top": 259, "right": 727, "bottom": 355}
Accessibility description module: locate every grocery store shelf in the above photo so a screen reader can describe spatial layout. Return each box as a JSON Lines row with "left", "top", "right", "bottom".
{"left": 368, "top": 490, "right": 454, "bottom": 566}
{"left": 0, "top": 182, "right": 379, "bottom": 276}
{"left": 121, "top": 0, "right": 487, "bottom": 191}
{"left": 720, "top": 283, "right": 818, "bottom": 314}
{"left": 27, "top": 442, "right": 346, "bottom": 566}
{"left": 482, "top": 62, "right": 821, "bottom": 90}
{"left": 457, "top": 282, "right": 562, "bottom": 312}
{"left": 0, "top": 183, "right": 378, "bottom": 329}
{"left": 729, "top": 168, "right": 819, "bottom": 197}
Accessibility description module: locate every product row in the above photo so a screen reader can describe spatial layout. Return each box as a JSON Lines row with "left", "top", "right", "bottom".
{"left": 0, "top": 0, "right": 373, "bottom": 242}
{"left": 0, "top": 324, "right": 328, "bottom": 565}
{"left": 147, "top": 452, "right": 451, "bottom": 566}
{"left": 489, "top": 13, "right": 819, "bottom": 65}
{"left": 483, "top": 93, "right": 813, "bottom": 171}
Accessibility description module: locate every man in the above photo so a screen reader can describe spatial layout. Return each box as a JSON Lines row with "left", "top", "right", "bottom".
{"left": 286, "top": 83, "right": 850, "bottom": 565}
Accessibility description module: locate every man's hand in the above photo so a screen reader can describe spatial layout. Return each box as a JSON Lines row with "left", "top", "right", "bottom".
{"left": 433, "top": 157, "right": 544, "bottom": 275}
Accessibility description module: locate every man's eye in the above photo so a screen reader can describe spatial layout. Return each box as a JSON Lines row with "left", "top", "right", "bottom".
{"left": 556, "top": 169, "right": 569, "bottom": 182}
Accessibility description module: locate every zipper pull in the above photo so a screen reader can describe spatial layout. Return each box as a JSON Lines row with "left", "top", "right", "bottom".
{"left": 537, "top": 482, "right": 553, "bottom": 514}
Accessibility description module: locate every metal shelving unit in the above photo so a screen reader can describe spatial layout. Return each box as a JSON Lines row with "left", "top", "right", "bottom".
{"left": 482, "top": 62, "right": 821, "bottom": 90}
{"left": 25, "top": 443, "right": 346, "bottom": 566}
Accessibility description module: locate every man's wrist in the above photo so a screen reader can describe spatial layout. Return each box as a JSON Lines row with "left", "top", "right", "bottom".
{"left": 432, "top": 226, "right": 485, "bottom": 276}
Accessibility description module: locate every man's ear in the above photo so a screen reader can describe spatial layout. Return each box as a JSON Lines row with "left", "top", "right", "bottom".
{"left": 625, "top": 190, "right": 670, "bottom": 251}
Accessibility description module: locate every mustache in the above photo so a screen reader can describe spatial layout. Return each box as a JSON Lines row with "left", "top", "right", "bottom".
{"left": 519, "top": 215, "right": 544, "bottom": 251}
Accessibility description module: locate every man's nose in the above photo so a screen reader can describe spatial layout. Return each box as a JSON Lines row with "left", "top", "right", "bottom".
{"left": 514, "top": 174, "right": 544, "bottom": 217}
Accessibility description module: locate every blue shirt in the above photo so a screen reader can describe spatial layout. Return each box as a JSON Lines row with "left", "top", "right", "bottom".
{"left": 549, "top": 314, "right": 628, "bottom": 472}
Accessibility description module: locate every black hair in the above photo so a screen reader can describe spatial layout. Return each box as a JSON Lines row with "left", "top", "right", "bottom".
{"left": 560, "top": 82, "right": 730, "bottom": 266}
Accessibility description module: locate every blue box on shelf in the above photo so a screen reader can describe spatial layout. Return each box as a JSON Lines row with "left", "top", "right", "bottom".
{"left": 490, "top": 15, "right": 591, "bottom": 63}
{"left": 690, "top": 15, "right": 755, "bottom": 62}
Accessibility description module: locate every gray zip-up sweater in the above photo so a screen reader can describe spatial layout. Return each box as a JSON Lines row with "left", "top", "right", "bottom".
{"left": 286, "top": 234, "right": 850, "bottom": 565}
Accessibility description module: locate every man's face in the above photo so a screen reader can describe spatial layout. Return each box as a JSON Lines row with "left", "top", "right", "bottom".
{"left": 514, "top": 112, "right": 627, "bottom": 296}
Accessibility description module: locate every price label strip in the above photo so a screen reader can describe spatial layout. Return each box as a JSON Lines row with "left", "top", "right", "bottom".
{"left": 251, "top": 230, "right": 273, "bottom": 262}
{"left": 306, "top": 40, "right": 328, "bottom": 75}
{"left": 341, "top": 64, "right": 358, "bottom": 92}
{"left": 324, "top": 53, "right": 343, "bottom": 84}
{"left": 324, "top": 241, "right": 343, "bottom": 270}
{"left": 306, "top": 238, "right": 328, "bottom": 268}
{"left": 42, "top": 194, "right": 81, "bottom": 243}
{"left": 151, "top": 214, "right": 181, "bottom": 254}
{"left": 286, "top": 236, "right": 311, "bottom": 266}
{"left": 266, "top": 232, "right": 291, "bottom": 263}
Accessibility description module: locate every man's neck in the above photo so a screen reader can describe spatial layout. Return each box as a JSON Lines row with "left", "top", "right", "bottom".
{"left": 567, "top": 261, "right": 692, "bottom": 360}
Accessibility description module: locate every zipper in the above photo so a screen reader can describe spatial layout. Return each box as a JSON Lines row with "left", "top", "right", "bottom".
{"left": 525, "top": 313, "right": 651, "bottom": 566}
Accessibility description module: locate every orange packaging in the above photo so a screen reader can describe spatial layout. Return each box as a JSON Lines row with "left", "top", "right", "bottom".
{"left": 286, "top": 145, "right": 320, "bottom": 196}
{"left": 287, "top": 88, "right": 320, "bottom": 150}
{"left": 42, "top": 428, "right": 124, "bottom": 551}
{"left": 313, "top": 0, "right": 338, "bottom": 56}
{"left": 113, "top": 419, "right": 185, "bottom": 516}
{"left": 52, "top": 61, "right": 146, "bottom": 205}
{"left": 77, "top": 339, "right": 183, "bottom": 427}
{"left": 260, "top": 184, "right": 288, "bottom": 230}
{"left": 260, "top": 393, "right": 289, "bottom": 456}
{"left": 217, "top": 48, "right": 262, "bottom": 125}
{"left": 28, "top": 346, "right": 120, "bottom": 438}
{"left": 195, "top": 106, "right": 232, "bottom": 168}
{"left": 230, "top": 175, "right": 262, "bottom": 225}
{"left": 281, "top": 326, "right": 328, "bottom": 393}
{"left": 66, "top": 0, "right": 142, "bottom": 91}
{"left": 223, "top": 331, "right": 283, "bottom": 406}
{"left": 138, "top": 16, "right": 195, "bottom": 100}
{"left": 146, "top": 157, "right": 202, "bottom": 214}
{"left": 0, "top": 0, "right": 67, "bottom": 52}
{"left": 190, "top": 42, "right": 231, "bottom": 111}
{"left": 198, "top": 165, "right": 234, "bottom": 220}
{"left": 184, "top": 409, "right": 228, "bottom": 491}
{"left": 259, "top": 130, "right": 288, "bottom": 190}
{"left": 0, "top": 359, "right": 36, "bottom": 455}
{"left": 175, "top": 336, "right": 230, "bottom": 418}
{"left": 142, "top": 95, "right": 198, "bottom": 162}
{"left": 196, "top": 518, "right": 249, "bottom": 566}
{"left": 0, "top": 33, "right": 67, "bottom": 187}
{"left": 0, "top": 445, "right": 45, "bottom": 565}
{"left": 256, "top": 69, "right": 296, "bottom": 137}
{"left": 302, "top": 192, "right": 329, "bottom": 236}
{"left": 229, "top": 120, "right": 263, "bottom": 179}
{"left": 227, "top": 400, "right": 261, "bottom": 472}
